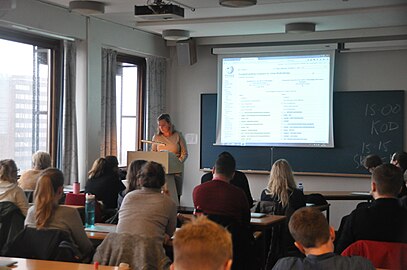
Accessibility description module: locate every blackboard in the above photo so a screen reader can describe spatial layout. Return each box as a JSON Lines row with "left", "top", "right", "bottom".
{"left": 200, "top": 91, "right": 404, "bottom": 175}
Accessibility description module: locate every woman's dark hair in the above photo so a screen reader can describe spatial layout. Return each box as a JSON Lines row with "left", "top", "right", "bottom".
{"left": 105, "top": 155, "right": 119, "bottom": 176}
{"left": 392, "top": 152, "right": 407, "bottom": 172}
{"left": 127, "top": 159, "right": 147, "bottom": 192}
{"left": 363, "top": 154, "right": 382, "bottom": 171}
{"left": 138, "top": 161, "right": 165, "bottom": 189}
{"left": 88, "top": 158, "right": 107, "bottom": 178}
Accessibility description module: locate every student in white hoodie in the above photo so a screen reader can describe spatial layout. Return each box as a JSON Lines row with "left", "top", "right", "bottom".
{"left": 0, "top": 159, "right": 29, "bottom": 216}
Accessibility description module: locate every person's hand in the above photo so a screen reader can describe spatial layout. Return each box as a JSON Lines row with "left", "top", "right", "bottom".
{"left": 161, "top": 188, "right": 170, "bottom": 196}
{"left": 161, "top": 183, "right": 170, "bottom": 196}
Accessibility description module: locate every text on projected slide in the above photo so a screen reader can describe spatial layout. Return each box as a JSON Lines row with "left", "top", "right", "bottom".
{"left": 220, "top": 54, "right": 332, "bottom": 146}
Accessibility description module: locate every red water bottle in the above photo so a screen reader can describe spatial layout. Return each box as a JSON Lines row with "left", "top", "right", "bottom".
{"left": 73, "top": 182, "right": 80, "bottom": 194}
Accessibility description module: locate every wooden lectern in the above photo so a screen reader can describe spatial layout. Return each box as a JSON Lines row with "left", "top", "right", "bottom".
{"left": 127, "top": 151, "right": 183, "bottom": 205}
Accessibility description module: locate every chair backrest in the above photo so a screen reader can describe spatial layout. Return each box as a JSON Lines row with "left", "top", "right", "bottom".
{"left": 251, "top": 200, "right": 285, "bottom": 216}
{"left": 251, "top": 201, "right": 296, "bottom": 269}
{"left": 0, "top": 202, "right": 25, "bottom": 254}
{"left": 93, "top": 232, "right": 171, "bottom": 270}
{"left": 206, "top": 214, "right": 254, "bottom": 270}
{"left": 65, "top": 193, "right": 86, "bottom": 206}
{"left": 4, "top": 227, "right": 81, "bottom": 262}
{"left": 305, "top": 193, "right": 328, "bottom": 206}
{"left": 341, "top": 240, "right": 407, "bottom": 270}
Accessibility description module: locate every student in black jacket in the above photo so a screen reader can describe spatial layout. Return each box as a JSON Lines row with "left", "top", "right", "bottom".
{"left": 335, "top": 164, "right": 407, "bottom": 254}
{"left": 85, "top": 156, "right": 125, "bottom": 210}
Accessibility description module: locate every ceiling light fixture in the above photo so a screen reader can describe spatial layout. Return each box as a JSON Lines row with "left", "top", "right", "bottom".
{"left": 162, "top": 29, "right": 190, "bottom": 41}
{"left": 69, "top": 1, "right": 105, "bottom": 15}
{"left": 285, "top": 23, "right": 316, "bottom": 34}
{"left": 219, "top": 0, "right": 257, "bottom": 8}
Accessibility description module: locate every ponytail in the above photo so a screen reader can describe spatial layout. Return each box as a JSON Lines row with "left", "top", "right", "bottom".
{"left": 34, "top": 168, "right": 64, "bottom": 228}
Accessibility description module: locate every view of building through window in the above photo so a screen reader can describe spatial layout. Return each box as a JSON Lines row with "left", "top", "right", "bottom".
{"left": 116, "top": 62, "right": 139, "bottom": 166}
{"left": 0, "top": 39, "right": 50, "bottom": 171}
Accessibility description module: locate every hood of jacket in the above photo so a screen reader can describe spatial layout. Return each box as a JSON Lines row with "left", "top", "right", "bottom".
{"left": 0, "top": 180, "right": 18, "bottom": 196}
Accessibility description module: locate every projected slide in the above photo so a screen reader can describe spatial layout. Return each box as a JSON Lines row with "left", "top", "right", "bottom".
{"left": 218, "top": 53, "right": 334, "bottom": 147}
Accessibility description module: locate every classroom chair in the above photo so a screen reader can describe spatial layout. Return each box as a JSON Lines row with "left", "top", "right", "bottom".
{"left": 0, "top": 202, "right": 25, "bottom": 255}
{"left": 4, "top": 227, "right": 81, "bottom": 262}
{"left": 341, "top": 239, "right": 407, "bottom": 270}
{"left": 93, "top": 232, "right": 171, "bottom": 269}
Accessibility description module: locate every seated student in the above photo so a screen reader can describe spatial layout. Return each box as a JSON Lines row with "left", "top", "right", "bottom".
{"left": 194, "top": 155, "right": 252, "bottom": 270}
{"left": 0, "top": 159, "right": 29, "bottom": 216}
{"left": 259, "top": 159, "right": 306, "bottom": 256}
{"left": 85, "top": 156, "right": 126, "bottom": 210}
{"left": 335, "top": 163, "right": 407, "bottom": 254}
{"left": 117, "top": 159, "right": 147, "bottom": 209}
{"left": 272, "top": 207, "right": 375, "bottom": 270}
{"left": 171, "top": 216, "right": 233, "bottom": 270}
{"left": 18, "top": 151, "right": 51, "bottom": 190}
{"left": 117, "top": 161, "right": 177, "bottom": 246}
{"left": 194, "top": 155, "right": 250, "bottom": 226}
{"left": 261, "top": 159, "right": 306, "bottom": 217}
{"left": 391, "top": 151, "right": 407, "bottom": 197}
{"left": 25, "top": 168, "right": 93, "bottom": 261}
{"left": 362, "top": 154, "right": 382, "bottom": 173}
{"left": 201, "top": 152, "right": 253, "bottom": 206}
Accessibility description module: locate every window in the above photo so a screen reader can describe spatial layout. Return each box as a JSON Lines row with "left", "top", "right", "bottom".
{"left": 0, "top": 29, "right": 61, "bottom": 171}
{"left": 116, "top": 55, "right": 145, "bottom": 166}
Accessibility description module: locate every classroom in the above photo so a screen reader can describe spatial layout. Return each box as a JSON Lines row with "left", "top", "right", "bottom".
{"left": 0, "top": 1, "right": 407, "bottom": 269}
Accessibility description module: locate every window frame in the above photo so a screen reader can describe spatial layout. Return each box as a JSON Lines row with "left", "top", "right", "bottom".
{"left": 116, "top": 54, "right": 146, "bottom": 162}
{"left": 0, "top": 27, "right": 62, "bottom": 167}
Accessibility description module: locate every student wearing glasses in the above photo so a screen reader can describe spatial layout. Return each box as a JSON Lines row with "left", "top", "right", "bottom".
{"left": 0, "top": 159, "right": 29, "bottom": 216}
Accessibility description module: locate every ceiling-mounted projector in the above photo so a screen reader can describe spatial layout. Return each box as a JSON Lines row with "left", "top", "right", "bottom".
{"left": 134, "top": 3, "right": 184, "bottom": 20}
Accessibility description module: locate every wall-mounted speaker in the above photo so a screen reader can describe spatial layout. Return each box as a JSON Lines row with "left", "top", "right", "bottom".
{"left": 176, "top": 39, "right": 197, "bottom": 66}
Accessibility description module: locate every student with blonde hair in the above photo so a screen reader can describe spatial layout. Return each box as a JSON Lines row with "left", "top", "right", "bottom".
{"left": 171, "top": 216, "right": 233, "bottom": 270}
{"left": 18, "top": 151, "right": 51, "bottom": 190}
{"left": 261, "top": 159, "right": 305, "bottom": 215}
{"left": 260, "top": 159, "right": 306, "bottom": 255}
{"left": 25, "top": 168, "right": 93, "bottom": 260}
{"left": 0, "top": 159, "right": 29, "bottom": 215}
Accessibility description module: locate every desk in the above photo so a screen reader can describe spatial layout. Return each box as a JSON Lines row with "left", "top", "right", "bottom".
{"left": 85, "top": 223, "right": 116, "bottom": 240}
{"left": 179, "top": 213, "right": 286, "bottom": 230}
{"left": 305, "top": 191, "right": 372, "bottom": 201}
{"left": 250, "top": 215, "right": 286, "bottom": 231}
{"left": 0, "top": 257, "right": 121, "bottom": 270}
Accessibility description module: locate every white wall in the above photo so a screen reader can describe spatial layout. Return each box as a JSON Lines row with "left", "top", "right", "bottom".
{"left": 168, "top": 46, "right": 407, "bottom": 229}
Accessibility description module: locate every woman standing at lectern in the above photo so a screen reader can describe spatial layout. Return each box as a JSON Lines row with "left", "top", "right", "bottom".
{"left": 152, "top": 113, "right": 188, "bottom": 200}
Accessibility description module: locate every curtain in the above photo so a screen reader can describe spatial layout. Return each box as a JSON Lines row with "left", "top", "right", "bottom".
{"left": 61, "top": 40, "right": 78, "bottom": 184}
{"left": 145, "top": 57, "right": 167, "bottom": 148}
{"left": 101, "top": 48, "right": 118, "bottom": 157}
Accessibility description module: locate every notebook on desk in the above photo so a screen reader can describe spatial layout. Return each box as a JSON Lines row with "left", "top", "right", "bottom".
{"left": 84, "top": 225, "right": 116, "bottom": 233}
